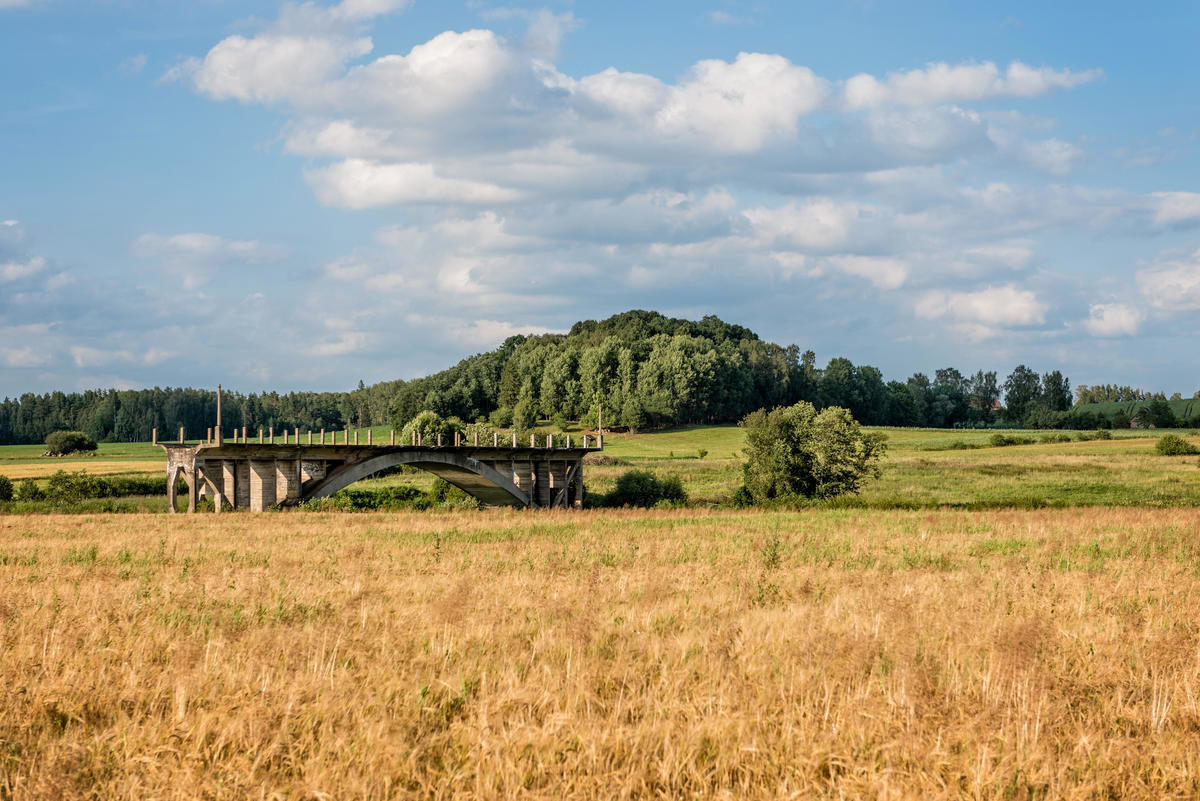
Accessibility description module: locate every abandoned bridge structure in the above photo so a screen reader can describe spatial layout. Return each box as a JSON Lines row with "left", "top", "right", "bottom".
{"left": 157, "top": 387, "right": 598, "bottom": 513}
{"left": 160, "top": 429, "right": 596, "bottom": 513}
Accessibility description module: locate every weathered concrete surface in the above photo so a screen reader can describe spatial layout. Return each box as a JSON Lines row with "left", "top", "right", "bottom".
{"left": 158, "top": 442, "right": 593, "bottom": 512}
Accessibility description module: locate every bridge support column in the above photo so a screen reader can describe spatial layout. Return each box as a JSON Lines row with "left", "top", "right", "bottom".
{"left": 276, "top": 458, "right": 300, "bottom": 505}
{"left": 535, "top": 461, "right": 551, "bottom": 507}
{"left": 236, "top": 461, "right": 251, "bottom": 509}
{"left": 199, "top": 461, "right": 224, "bottom": 513}
{"left": 223, "top": 460, "right": 238, "bottom": 510}
{"left": 249, "top": 460, "right": 276, "bottom": 512}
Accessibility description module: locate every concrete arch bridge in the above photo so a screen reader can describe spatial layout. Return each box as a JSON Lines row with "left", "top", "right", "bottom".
{"left": 159, "top": 434, "right": 595, "bottom": 513}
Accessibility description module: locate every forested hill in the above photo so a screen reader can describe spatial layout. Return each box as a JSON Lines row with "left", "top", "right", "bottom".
{"left": 0, "top": 309, "right": 1109, "bottom": 444}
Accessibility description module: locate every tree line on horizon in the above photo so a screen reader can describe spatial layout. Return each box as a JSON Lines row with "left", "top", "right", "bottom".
{"left": 0, "top": 310, "right": 1196, "bottom": 445}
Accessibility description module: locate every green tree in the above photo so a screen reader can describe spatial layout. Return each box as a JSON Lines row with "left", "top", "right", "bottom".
{"left": 512, "top": 399, "right": 537, "bottom": 432}
{"left": 1137, "top": 399, "right": 1178, "bottom": 429}
{"left": 0, "top": 474, "right": 12, "bottom": 502}
{"left": 1003, "top": 365, "right": 1042, "bottom": 423}
{"left": 1039, "top": 370, "right": 1072, "bottom": 412}
{"left": 739, "top": 401, "right": 886, "bottom": 503}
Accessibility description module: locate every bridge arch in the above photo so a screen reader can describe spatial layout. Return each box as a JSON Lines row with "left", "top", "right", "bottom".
{"left": 302, "top": 450, "right": 531, "bottom": 507}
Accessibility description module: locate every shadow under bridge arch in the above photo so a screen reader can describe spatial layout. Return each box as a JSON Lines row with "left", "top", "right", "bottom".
{"left": 302, "top": 450, "right": 532, "bottom": 508}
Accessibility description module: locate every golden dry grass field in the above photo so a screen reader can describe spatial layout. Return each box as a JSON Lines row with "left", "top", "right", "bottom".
{"left": 3, "top": 507, "right": 1200, "bottom": 799}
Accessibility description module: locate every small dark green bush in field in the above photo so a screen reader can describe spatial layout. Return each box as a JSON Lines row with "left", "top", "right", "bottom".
{"left": 1094, "top": 429, "right": 1113, "bottom": 440}
{"left": 603, "top": 470, "right": 688, "bottom": 508}
{"left": 0, "top": 475, "right": 12, "bottom": 502}
{"left": 16, "top": 478, "right": 44, "bottom": 502}
{"left": 105, "top": 475, "right": 168, "bottom": 496}
{"left": 989, "top": 433, "right": 1035, "bottom": 447}
{"left": 44, "top": 431, "right": 97, "bottom": 456}
{"left": 46, "top": 470, "right": 113, "bottom": 502}
{"left": 1155, "top": 434, "right": 1199, "bottom": 456}
{"left": 697, "top": 449, "right": 708, "bottom": 460}
{"left": 1039, "top": 433, "right": 1072, "bottom": 444}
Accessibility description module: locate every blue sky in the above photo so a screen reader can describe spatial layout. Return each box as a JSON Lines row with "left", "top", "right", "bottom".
{"left": 2, "top": 0, "right": 1199, "bottom": 397}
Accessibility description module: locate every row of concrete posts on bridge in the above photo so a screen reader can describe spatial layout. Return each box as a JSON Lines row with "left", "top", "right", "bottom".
{"left": 153, "top": 426, "right": 601, "bottom": 450}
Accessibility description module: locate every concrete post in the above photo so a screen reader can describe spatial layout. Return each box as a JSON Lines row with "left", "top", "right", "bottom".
{"left": 390, "top": 430, "right": 395, "bottom": 446}
{"left": 493, "top": 432, "right": 499, "bottom": 448}
{"left": 512, "top": 432, "right": 518, "bottom": 448}
{"left": 152, "top": 428, "right": 157, "bottom": 446}
{"left": 583, "top": 435, "right": 589, "bottom": 448}
{"left": 437, "top": 433, "right": 443, "bottom": 447}
{"left": 567, "top": 435, "right": 572, "bottom": 449}
{"left": 258, "top": 429, "right": 264, "bottom": 445}
{"left": 242, "top": 426, "right": 247, "bottom": 443}
{"left": 474, "top": 431, "right": 479, "bottom": 447}
{"left": 530, "top": 433, "right": 536, "bottom": 448}
{"left": 207, "top": 427, "right": 212, "bottom": 443}
{"left": 418, "top": 433, "right": 423, "bottom": 446}
{"left": 320, "top": 429, "right": 325, "bottom": 445}
{"left": 354, "top": 431, "right": 359, "bottom": 446}
{"left": 454, "top": 432, "right": 460, "bottom": 447}
{"left": 548, "top": 434, "right": 554, "bottom": 449}
{"left": 308, "top": 431, "right": 313, "bottom": 445}
{"left": 294, "top": 428, "right": 299, "bottom": 443}
{"left": 179, "top": 427, "right": 185, "bottom": 444}
{"left": 269, "top": 427, "right": 274, "bottom": 444}
{"left": 412, "top": 431, "right": 417, "bottom": 446}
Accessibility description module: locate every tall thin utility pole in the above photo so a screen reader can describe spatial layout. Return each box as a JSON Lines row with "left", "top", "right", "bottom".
{"left": 216, "top": 384, "right": 223, "bottom": 445}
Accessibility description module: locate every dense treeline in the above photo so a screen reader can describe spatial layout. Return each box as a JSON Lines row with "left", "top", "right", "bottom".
{"left": 3, "top": 310, "right": 1197, "bottom": 445}
{"left": 383, "top": 311, "right": 1082, "bottom": 432}
{"left": 0, "top": 381, "right": 402, "bottom": 445}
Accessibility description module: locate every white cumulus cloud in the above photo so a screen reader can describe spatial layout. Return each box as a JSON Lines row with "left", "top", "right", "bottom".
{"left": 1137, "top": 247, "right": 1200, "bottom": 311}
{"left": 1083, "top": 303, "right": 1143, "bottom": 337}
{"left": 843, "top": 61, "right": 1101, "bottom": 109}
{"left": 1149, "top": 192, "right": 1200, "bottom": 227}
{"left": 915, "top": 284, "right": 1048, "bottom": 340}
{"left": 1, "top": 256, "right": 45, "bottom": 282}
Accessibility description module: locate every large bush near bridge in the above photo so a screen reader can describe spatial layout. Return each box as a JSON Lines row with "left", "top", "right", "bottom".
{"left": 739, "top": 401, "right": 886, "bottom": 504}
{"left": 44, "top": 430, "right": 97, "bottom": 456}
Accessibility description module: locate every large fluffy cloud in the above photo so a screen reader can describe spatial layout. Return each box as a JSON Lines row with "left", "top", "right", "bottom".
{"left": 915, "top": 285, "right": 1048, "bottom": 340}
{"left": 1137, "top": 247, "right": 1200, "bottom": 311}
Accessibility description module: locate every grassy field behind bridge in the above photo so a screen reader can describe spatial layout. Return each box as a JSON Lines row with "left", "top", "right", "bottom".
{"left": 3, "top": 425, "right": 1199, "bottom": 511}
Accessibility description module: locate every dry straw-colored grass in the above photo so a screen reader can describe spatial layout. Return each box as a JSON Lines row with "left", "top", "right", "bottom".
{"left": 2, "top": 507, "right": 1200, "bottom": 799}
